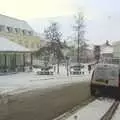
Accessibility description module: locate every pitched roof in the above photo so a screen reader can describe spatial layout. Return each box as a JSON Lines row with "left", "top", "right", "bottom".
{"left": 0, "top": 14, "right": 33, "bottom": 31}
{"left": 0, "top": 37, "right": 31, "bottom": 52}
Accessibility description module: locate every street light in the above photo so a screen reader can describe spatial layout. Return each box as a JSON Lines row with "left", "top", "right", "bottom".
{"left": 66, "top": 56, "right": 70, "bottom": 76}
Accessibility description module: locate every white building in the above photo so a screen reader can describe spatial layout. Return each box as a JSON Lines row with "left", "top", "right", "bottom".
{"left": 0, "top": 37, "right": 32, "bottom": 73}
{"left": 100, "top": 41, "right": 113, "bottom": 58}
{"left": 0, "top": 14, "right": 41, "bottom": 51}
{"left": 112, "top": 41, "right": 120, "bottom": 58}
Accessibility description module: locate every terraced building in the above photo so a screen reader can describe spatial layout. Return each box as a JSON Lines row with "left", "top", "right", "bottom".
{"left": 0, "top": 14, "right": 41, "bottom": 73}
{"left": 0, "top": 14, "right": 40, "bottom": 51}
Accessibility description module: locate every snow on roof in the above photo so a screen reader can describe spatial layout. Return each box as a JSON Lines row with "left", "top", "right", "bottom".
{"left": 0, "top": 37, "right": 31, "bottom": 52}
{"left": 0, "top": 14, "right": 33, "bottom": 31}
{"left": 101, "top": 46, "right": 113, "bottom": 54}
{"left": 112, "top": 41, "right": 120, "bottom": 46}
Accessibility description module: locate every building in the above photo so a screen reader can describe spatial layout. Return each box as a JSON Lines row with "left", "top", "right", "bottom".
{"left": 0, "top": 14, "right": 40, "bottom": 51}
{"left": 99, "top": 40, "right": 113, "bottom": 58}
{"left": 112, "top": 41, "right": 120, "bottom": 58}
{"left": 100, "top": 41, "right": 113, "bottom": 58}
{"left": 98, "top": 40, "right": 120, "bottom": 64}
{"left": 0, "top": 37, "right": 32, "bottom": 73}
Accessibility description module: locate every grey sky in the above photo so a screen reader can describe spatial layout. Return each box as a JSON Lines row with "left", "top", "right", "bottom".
{"left": 28, "top": 0, "right": 120, "bottom": 44}
{"left": 0, "top": 0, "right": 119, "bottom": 44}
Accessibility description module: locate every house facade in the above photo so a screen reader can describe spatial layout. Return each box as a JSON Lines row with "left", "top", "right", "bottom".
{"left": 0, "top": 14, "right": 40, "bottom": 51}
{"left": 112, "top": 41, "right": 120, "bottom": 58}
{"left": 0, "top": 37, "right": 32, "bottom": 73}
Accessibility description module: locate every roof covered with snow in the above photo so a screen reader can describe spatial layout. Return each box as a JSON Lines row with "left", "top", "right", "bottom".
{"left": 0, "top": 37, "right": 31, "bottom": 52}
{"left": 112, "top": 41, "right": 120, "bottom": 46}
{"left": 101, "top": 46, "right": 113, "bottom": 54}
{"left": 0, "top": 14, "right": 33, "bottom": 31}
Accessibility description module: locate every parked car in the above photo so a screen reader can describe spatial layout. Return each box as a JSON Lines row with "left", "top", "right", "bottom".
{"left": 70, "top": 64, "right": 84, "bottom": 75}
{"left": 36, "top": 66, "right": 54, "bottom": 75}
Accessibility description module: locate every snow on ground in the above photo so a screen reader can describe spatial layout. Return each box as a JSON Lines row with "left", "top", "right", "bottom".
{"left": 65, "top": 98, "right": 114, "bottom": 120}
{"left": 111, "top": 104, "right": 120, "bottom": 120}
{"left": 0, "top": 64, "right": 92, "bottom": 94}
{"left": 0, "top": 72, "right": 91, "bottom": 95}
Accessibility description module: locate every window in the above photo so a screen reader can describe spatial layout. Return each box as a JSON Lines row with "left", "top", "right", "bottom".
{"left": 31, "top": 43, "right": 34, "bottom": 48}
{"left": 37, "top": 44, "right": 40, "bottom": 49}
{"left": 28, "top": 31, "right": 33, "bottom": 36}
{"left": 25, "top": 44, "right": 28, "bottom": 48}
{"left": 22, "top": 30, "right": 28, "bottom": 35}
{"left": 18, "top": 40, "right": 22, "bottom": 44}
{"left": 7, "top": 27, "right": 13, "bottom": 32}
{"left": 22, "top": 30, "right": 26, "bottom": 35}
{"left": 0, "top": 25, "right": 5, "bottom": 32}
{"left": 94, "top": 68, "right": 119, "bottom": 80}
{"left": 15, "top": 28, "right": 20, "bottom": 33}
{"left": 34, "top": 44, "right": 37, "bottom": 49}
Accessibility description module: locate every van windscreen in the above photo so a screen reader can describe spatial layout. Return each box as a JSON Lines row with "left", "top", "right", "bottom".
{"left": 93, "top": 67, "right": 119, "bottom": 80}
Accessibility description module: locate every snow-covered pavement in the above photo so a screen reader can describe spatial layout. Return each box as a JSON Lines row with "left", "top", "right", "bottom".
{"left": 111, "top": 104, "right": 120, "bottom": 120}
{"left": 64, "top": 98, "right": 114, "bottom": 120}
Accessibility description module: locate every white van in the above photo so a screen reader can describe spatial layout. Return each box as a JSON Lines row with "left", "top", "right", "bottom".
{"left": 91, "top": 63, "right": 120, "bottom": 97}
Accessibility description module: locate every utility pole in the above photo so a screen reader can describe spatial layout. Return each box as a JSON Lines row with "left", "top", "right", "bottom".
{"left": 66, "top": 56, "right": 69, "bottom": 76}
{"left": 77, "top": 30, "right": 80, "bottom": 63}
{"left": 73, "top": 12, "right": 85, "bottom": 64}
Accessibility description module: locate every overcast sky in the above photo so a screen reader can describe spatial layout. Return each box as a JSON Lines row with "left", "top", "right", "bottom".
{"left": 0, "top": 0, "right": 119, "bottom": 20}
{"left": 0, "top": 0, "right": 120, "bottom": 44}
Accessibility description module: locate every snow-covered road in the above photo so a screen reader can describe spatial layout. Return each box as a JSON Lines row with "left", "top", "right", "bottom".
{"left": 61, "top": 98, "right": 115, "bottom": 120}
{"left": 0, "top": 64, "right": 93, "bottom": 120}
{"left": 0, "top": 72, "right": 91, "bottom": 94}
{"left": 0, "top": 76, "right": 91, "bottom": 120}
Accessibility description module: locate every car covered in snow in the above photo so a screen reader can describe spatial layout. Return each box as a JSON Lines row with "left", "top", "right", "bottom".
{"left": 70, "top": 64, "right": 84, "bottom": 75}
{"left": 36, "top": 65, "right": 54, "bottom": 75}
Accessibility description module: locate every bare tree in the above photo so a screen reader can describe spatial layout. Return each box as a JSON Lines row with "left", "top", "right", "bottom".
{"left": 73, "top": 12, "right": 86, "bottom": 63}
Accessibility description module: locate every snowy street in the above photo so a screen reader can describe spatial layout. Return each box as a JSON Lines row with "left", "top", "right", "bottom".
{"left": 0, "top": 75, "right": 91, "bottom": 120}
{"left": 0, "top": 64, "right": 92, "bottom": 120}
{"left": 0, "top": 72, "right": 91, "bottom": 94}
{"left": 0, "top": 64, "right": 92, "bottom": 94}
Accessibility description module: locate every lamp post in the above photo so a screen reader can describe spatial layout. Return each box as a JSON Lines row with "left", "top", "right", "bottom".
{"left": 66, "top": 56, "right": 70, "bottom": 76}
